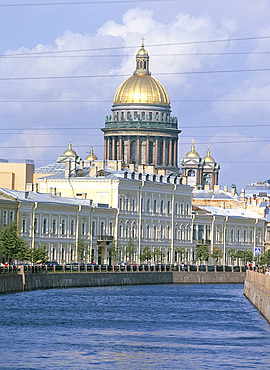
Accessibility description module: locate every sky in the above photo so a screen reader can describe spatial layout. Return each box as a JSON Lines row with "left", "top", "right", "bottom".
{"left": 1, "top": 0, "right": 270, "bottom": 192}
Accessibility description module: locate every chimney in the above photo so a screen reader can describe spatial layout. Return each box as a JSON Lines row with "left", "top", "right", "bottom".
{"left": 65, "top": 160, "right": 71, "bottom": 178}
{"left": 89, "top": 166, "right": 98, "bottom": 177}
{"left": 25, "top": 191, "right": 29, "bottom": 199}
{"left": 79, "top": 160, "right": 84, "bottom": 170}
{"left": 240, "top": 189, "right": 245, "bottom": 201}
{"left": 214, "top": 185, "right": 220, "bottom": 191}
{"left": 224, "top": 186, "right": 228, "bottom": 193}
{"left": 231, "top": 187, "right": 236, "bottom": 196}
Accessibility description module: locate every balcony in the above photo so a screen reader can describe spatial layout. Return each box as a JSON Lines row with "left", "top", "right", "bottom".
{"left": 197, "top": 239, "right": 211, "bottom": 246}
{"left": 97, "top": 235, "right": 114, "bottom": 243}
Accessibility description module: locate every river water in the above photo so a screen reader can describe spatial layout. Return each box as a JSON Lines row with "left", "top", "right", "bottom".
{"left": 0, "top": 284, "right": 269, "bottom": 369}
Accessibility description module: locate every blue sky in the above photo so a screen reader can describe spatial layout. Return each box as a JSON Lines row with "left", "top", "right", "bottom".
{"left": 1, "top": 0, "right": 270, "bottom": 192}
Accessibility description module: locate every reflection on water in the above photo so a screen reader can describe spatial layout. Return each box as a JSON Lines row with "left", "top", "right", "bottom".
{"left": 0, "top": 284, "right": 269, "bottom": 369}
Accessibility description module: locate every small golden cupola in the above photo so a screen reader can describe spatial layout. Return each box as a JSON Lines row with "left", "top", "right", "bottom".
{"left": 63, "top": 138, "right": 77, "bottom": 157}
{"left": 186, "top": 140, "right": 200, "bottom": 158}
{"left": 135, "top": 37, "right": 150, "bottom": 75}
{"left": 204, "top": 145, "right": 215, "bottom": 163}
{"left": 86, "top": 145, "right": 98, "bottom": 161}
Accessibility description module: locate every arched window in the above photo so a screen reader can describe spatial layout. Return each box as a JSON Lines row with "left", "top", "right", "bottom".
{"left": 174, "top": 227, "right": 178, "bottom": 240}
{"left": 144, "top": 60, "right": 147, "bottom": 69}
{"left": 43, "top": 218, "right": 47, "bottom": 234}
{"left": 132, "top": 223, "right": 136, "bottom": 238}
{"left": 70, "top": 220, "right": 74, "bottom": 235}
{"left": 132, "top": 199, "right": 136, "bottom": 212}
{"left": 175, "top": 203, "right": 178, "bottom": 215}
{"left": 180, "top": 225, "right": 184, "bottom": 240}
{"left": 160, "top": 226, "right": 163, "bottom": 240}
{"left": 61, "top": 219, "right": 66, "bottom": 235}
{"left": 180, "top": 203, "right": 184, "bottom": 215}
{"left": 82, "top": 222, "right": 86, "bottom": 236}
{"left": 52, "top": 219, "right": 56, "bottom": 234}
{"left": 146, "top": 225, "right": 150, "bottom": 239}
{"left": 237, "top": 229, "right": 240, "bottom": 242}
{"left": 167, "top": 226, "right": 170, "bottom": 239}
{"left": 186, "top": 225, "right": 190, "bottom": 241}
{"left": 250, "top": 230, "right": 253, "bottom": 243}
{"left": 126, "top": 197, "right": 130, "bottom": 211}
{"left": 147, "top": 199, "right": 150, "bottom": 213}
{"left": 244, "top": 230, "right": 247, "bottom": 243}
{"left": 119, "top": 224, "right": 123, "bottom": 238}
{"left": 167, "top": 201, "right": 170, "bottom": 215}
{"left": 187, "top": 170, "right": 195, "bottom": 177}
{"left": 153, "top": 199, "right": 157, "bottom": 214}
{"left": 230, "top": 229, "right": 234, "bottom": 242}
{"left": 125, "top": 223, "right": 130, "bottom": 238}
{"left": 119, "top": 198, "right": 123, "bottom": 211}
{"left": 61, "top": 247, "right": 65, "bottom": 261}
{"left": 154, "top": 225, "right": 157, "bottom": 239}
{"left": 160, "top": 200, "right": 164, "bottom": 214}
{"left": 140, "top": 61, "right": 143, "bottom": 69}
{"left": 186, "top": 203, "right": 190, "bottom": 215}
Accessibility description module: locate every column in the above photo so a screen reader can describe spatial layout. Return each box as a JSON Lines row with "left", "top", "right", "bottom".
{"left": 137, "top": 137, "right": 140, "bottom": 164}
{"left": 127, "top": 137, "right": 131, "bottom": 163}
{"left": 163, "top": 138, "right": 166, "bottom": 165}
{"left": 119, "top": 137, "right": 122, "bottom": 161}
{"left": 155, "top": 137, "right": 158, "bottom": 165}
{"left": 106, "top": 138, "right": 110, "bottom": 160}
{"left": 146, "top": 138, "right": 149, "bottom": 164}
{"left": 169, "top": 138, "right": 172, "bottom": 166}
{"left": 112, "top": 137, "right": 116, "bottom": 160}
{"left": 173, "top": 139, "right": 177, "bottom": 167}
{"left": 104, "top": 138, "right": 107, "bottom": 160}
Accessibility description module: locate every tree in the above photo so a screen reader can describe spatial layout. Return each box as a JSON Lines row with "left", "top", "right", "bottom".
{"left": 30, "top": 246, "right": 48, "bottom": 264}
{"left": 195, "top": 245, "right": 209, "bottom": 263}
{"left": 77, "top": 238, "right": 88, "bottom": 263}
{"left": 211, "top": 246, "right": 223, "bottom": 264}
{"left": 153, "top": 249, "right": 165, "bottom": 263}
{"left": 259, "top": 249, "right": 270, "bottom": 265}
{"left": 175, "top": 247, "right": 187, "bottom": 264}
{"left": 125, "top": 238, "right": 136, "bottom": 262}
{"left": 227, "top": 248, "right": 236, "bottom": 263}
{"left": 0, "top": 221, "right": 28, "bottom": 262}
{"left": 109, "top": 241, "right": 122, "bottom": 264}
{"left": 235, "top": 250, "right": 253, "bottom": 264}
{"left": 140, "top": 246, "right": 152, "bottom": 263}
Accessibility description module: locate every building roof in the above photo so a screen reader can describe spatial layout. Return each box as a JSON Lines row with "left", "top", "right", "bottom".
{"left": 195, "top": 205, "right": 265, "bottom": 220}
{"left": 193, "top": 190, "right": 238, "bottom": 200}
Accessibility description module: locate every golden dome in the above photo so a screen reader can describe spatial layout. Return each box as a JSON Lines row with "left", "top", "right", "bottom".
{"left": 63, "top": 138, "right": 77, "bottom": 157}
{"left": 204, "top": 146, "right": 215, "bottom": 163}
{"left": 86, "top": 145, "right": 98, "bottom": 161}
{"left": 113, "top": 39, "right": 170, "bottom": 106}
{"left": 186, "top": 140, "right": 200, "bottom": 158}
{"left": 113, "top": 74, "right": 170, "bottom": 105}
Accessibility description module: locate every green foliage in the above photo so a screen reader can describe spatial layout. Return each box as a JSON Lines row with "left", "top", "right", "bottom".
{"left": 109, "top": 241, "right": 122, "bottom": 263}
{"left": 29, "top": 246, "right": 48, "bottom": 264}
{"left": 211, "top": 246, "right": 223, "bottom": 262}
{"left": 175, "top": 247, "right": 187, "bottom": 263}
{"left": 259, "top": 249, "right": 270, "bottom": 265}
{"left": 153, "top": 249, "right": 165, "bottom": 263}
{"left": 195, "top": 245, "right": 209, "bottom": 263}
{"left": 125, "top": 238, "right": 136, "bottom": 262}
{"left": 140, "top": 246, "right": 152, "bottom": 263}
{"left": 0, "top": 221, "right": 28, "bottom": 262}
{"left": 235, "top": 250, "right": 253, "bottom": 263}
{"left": 227, "top": 248, "right": 236, "bottom": 261}
{"left": 77, "top": 238, "right": 88, "bottom": 262}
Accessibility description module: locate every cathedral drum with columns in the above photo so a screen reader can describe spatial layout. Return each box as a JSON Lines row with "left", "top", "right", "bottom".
{"left": 102, "top": 40, "right": 180, "bottom": 173}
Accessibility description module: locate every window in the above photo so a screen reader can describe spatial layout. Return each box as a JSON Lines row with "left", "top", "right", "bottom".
{"left": 237, "top": 230, "right": 240, "bottom": 243}
{"left": 160, "top": 226, "right": 163, "bottom": 239}
{"left": 3, "top": 211, "right": 7, "bottom": 226}
{"left": 244, "top": 230, "right": 247, "bottom": 243}
{"left": 119, "top": 224, "right": 123, "bottom": 238}
{"left": 160, "top": 200, "right": 164, "bottom": 214}
{"left": 70, "top": 220, "right": 74, "bottom": 236}
{"left": 180, "top": 226, "right": 184, "bottom": 240}
{"left": 126, "top": 197, "right": 130, "bottom": 211}
{"left": 109, "top": 222, "right": 113, "bottom": 236}
{"left": 82, "top": 222, "right": 86, "bottom": 236}
{"left": 167, "top": 226, "right": 170, "bottom": 239}
{"left": 250, "top": 229, "right": 253, "bottom": 243}
{"left": 149, "top": 112, "right": 152, "bottom": 120}
{"left": 230, "top": 229, "right": 234, "bottom": 242}
{"left": 134, "top": 111, "right": 138, "bottom": 119}
{"left": 174, "top": 227, "right": 178, "bottom": 240}
{"left": 119, "top": 198, "right": 123, "bottom": 211}
{"left": 153, "top": 200, "right": 157, "bottom": 214}
{"left": 43, "top": 219, "right": 47, "bottom": 234}
{"left": 101, "top": 222, "right": 105, "bottom": 237}
{"left": 61, "top": 219, "right": 66, "bottom": 235}
{"left": 61, "top": 247, "right": 65, "bottom": 261}
{"left": 132, "top": 223, "right": 136, "bottom": 238}
{"left": 125, "top": 223, "right": 129, "bottom": 238}
{"left": 52, "top": 247, "right": 56, "bottom": 260}
{"left": 121, "top": 111, "right": 124, "bottom": 120}
{"left": 22, "top": 219, "right": 26, "bottom": 234}
{"left": 175, "top": 203, "right": 178, "bottom": 215}
{"left": 147, "top": 199, "right": 150, "bottom": 213}
{"left": 216, "top": 225, "right": 220, "bottom": 242}
{"left": 141, "top": 198, "right": 144, "bottom": 212}
{"left": 198, "top": 225, "right": 204, "bottom": 240}
{"left": 70, "top": 248, "right": 74, "bottom": 261}
{"left": 52, "top": 219, "right": 56, "bottom": 235}
{"left": 186, "top": 225, "right": 190, "bottom": 241}
{"left": 146, "top": 225, "right": 150, "bottom": 239}
{"left": 167, "top": 201, "right": 170, "bottom": 215}
{"left": 154, "top": 225, "right": 157, "bottom": 239}
{"left": 132, "top": 199, "right": 136, "bottom": 212}
{"left": 155, "top": 112, "right": 159, "bottom": 121}
{"left": 180, "top": 203, "right": 184, "bottom": 216}
{"left": 141, "top": 111, "right": 145, "bottom": 120}
{"left": 186, "top": 204, "right": 190, "bottom": 216}
{"left": 10, "top": 211, "right": 14, "bottom": 222}
{"left": 92, "top": 221, "right": 95, "bottom": 236}
{"left": 34, "top": 217, "right": 38, "bottom": 234}
{"left": 193, "top": 225, "right": 197, "bottom": 240}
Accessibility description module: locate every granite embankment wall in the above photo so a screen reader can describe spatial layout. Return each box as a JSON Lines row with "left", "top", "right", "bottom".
{"left": 244, "top": 270, "right": 270, "bottom": 324}
{"left": 0, "top": 271, "right": 246, "bottom": 294}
